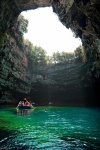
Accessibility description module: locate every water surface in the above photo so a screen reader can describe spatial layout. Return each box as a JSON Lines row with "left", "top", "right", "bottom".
{"left": 0, "top": 106, "right": 100, "bottom": 149}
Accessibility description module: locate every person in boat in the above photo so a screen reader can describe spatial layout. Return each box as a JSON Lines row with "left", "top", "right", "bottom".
{"left": 23, "top": 98, "right": 27, "bottom": 104}
{"left": 18, "top": 101, "right": 21, "bottom": 106}
{"left": 23, "top": 98, "right": 31, "bottom": 106}
{"left": 24, "top": 101, "right": 30, "bottom": 106}
{"left": 17, "top": 101, "right": 24, "bottom": 107}
{"left": 17, "top": 98, "right": 34, "bottom": 108}
{"left": 17, "top": 98, "right": 27, "bottom": 107}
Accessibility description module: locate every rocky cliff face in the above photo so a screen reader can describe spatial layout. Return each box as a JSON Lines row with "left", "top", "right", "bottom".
{"left": 0, "top": 0, "right": 100, "bottom": 105}
{"left": 0, "top": 24, "right": 31, "bottom": 103}
{"left": 29, "top": 61, "right": 99, "bottom": 106}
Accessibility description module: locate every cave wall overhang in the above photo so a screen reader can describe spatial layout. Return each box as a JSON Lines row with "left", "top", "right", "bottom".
{"left": 0, "top": 0, "right": 100, "bottom": 61}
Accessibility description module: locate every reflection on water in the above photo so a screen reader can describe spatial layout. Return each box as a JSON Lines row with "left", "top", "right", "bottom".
{"left": 0, "top": 107, "right": 100, "bottom": 149}
{"left": 16, "top": 108, "right": 34, "bottom": 116}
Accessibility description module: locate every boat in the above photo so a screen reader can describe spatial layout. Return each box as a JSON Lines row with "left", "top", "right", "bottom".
{"left": 17, "top": 105, "right": 34, "bottom": 109}
{"left": 16, "top": 106, "right": 34, "bottom": 116}
{"left": 17, "top": 99, "right": 34, "bottom": 109}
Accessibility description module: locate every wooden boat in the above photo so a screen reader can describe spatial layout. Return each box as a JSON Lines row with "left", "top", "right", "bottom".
{"left": 17, "top": 105, "right": 34, "bottom": 109}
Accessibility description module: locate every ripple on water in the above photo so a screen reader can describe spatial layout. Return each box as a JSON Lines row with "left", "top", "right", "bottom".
{"left": 0, "top": 107, "right": 100, "bottom": 149}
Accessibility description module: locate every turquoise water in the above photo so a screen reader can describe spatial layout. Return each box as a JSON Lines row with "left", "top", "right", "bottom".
{"left": 0, "top": 106, "right": 100, "bottom": 150}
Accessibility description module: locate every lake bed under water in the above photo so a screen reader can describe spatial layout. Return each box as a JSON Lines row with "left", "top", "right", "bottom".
{"left": 0, "top": 106, "right": 100, "bottom": 149}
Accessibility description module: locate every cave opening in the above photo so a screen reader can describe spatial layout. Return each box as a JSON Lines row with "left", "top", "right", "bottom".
{"left": 21, "top": 7, "right": 82, "bottom": 56}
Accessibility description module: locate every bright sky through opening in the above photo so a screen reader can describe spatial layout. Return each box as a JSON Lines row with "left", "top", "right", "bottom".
{"left": 22, "top": 7, "right": 82, "bottom": 56}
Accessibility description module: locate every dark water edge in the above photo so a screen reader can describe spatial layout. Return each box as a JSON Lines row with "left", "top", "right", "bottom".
{"left": 0, "top": 106, "right": 100, "bottom": 150}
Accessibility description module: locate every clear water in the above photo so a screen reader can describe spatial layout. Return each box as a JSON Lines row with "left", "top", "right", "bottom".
{"left": 0, "top": 106, "right": 100, "bottom": 150}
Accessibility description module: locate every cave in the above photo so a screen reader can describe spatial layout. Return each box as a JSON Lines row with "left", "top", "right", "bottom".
{"left": 0, "top": 0, "right": 100, "bottom": 106}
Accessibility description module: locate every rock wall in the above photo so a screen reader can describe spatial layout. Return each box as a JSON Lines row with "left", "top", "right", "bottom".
{"left": 0, "top": 0, "right": 100, "bottom": 105}
{"left": 30, "top": 61, "right": 99, "bottom": 106}
{"left": 0, "top": 27, "right": 31, "bottom": 103}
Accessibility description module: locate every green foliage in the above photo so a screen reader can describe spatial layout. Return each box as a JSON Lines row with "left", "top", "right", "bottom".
{"left": 33, "top": 46, "right": 47, "bottom": 65}
{"left": 24, "top": 39, "right": 47, "bottom": 70}
{"left": 17, "top": 15, "right": 28, "bottom": 35}
{"left": 74, "top": 45, "right": 86, "bottom": 63}
{"left": 9, "top": 14, "right": 28, "bottom": 48}
{"left": 51, "top": 51, "right": 75, "bottom": 64}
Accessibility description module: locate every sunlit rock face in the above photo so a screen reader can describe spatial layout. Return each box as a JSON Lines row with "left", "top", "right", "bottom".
{"left": 0, "top": 0, "right": 100, "bottom": 105}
